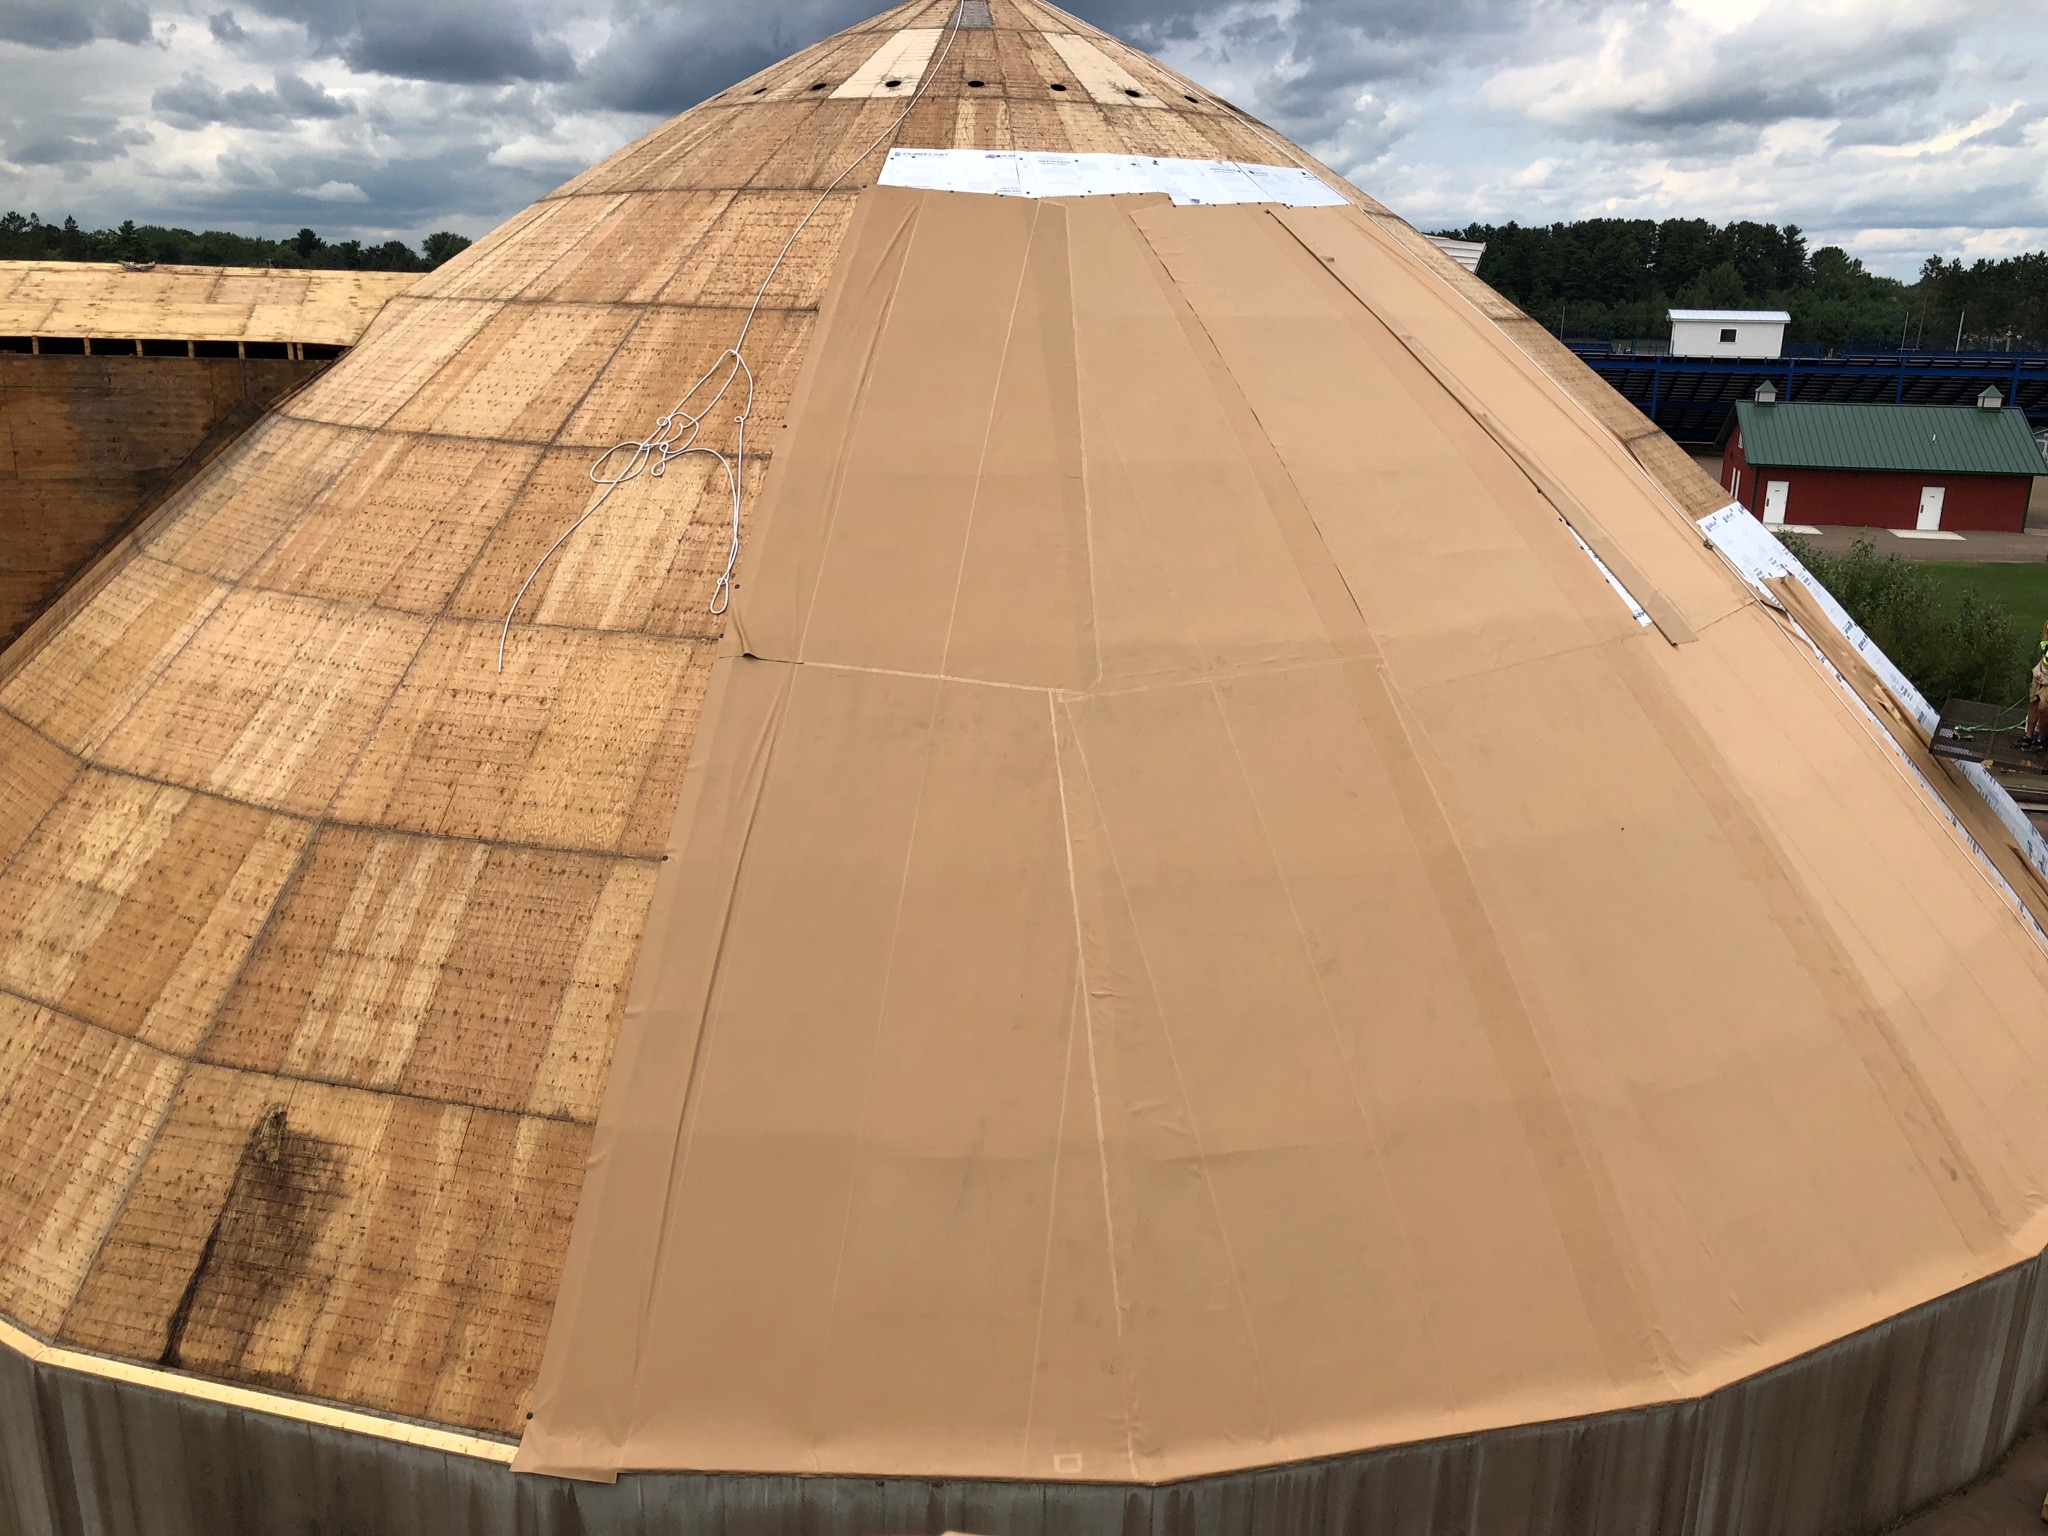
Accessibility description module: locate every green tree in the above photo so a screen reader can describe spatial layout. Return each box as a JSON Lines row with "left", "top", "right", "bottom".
{"left": 1678, "top": 261, "right": 1748, "bottom": 309}
{"left": 1788, "top": 536, "right": 2030, "bottom": 706}
{"left": 421, "top": 230, "right": 471, "bottom": 267}
{"left": 0, "top": 209, "right": 455, "bottom": 271}
{"left": 1444, "top": 216, "right": 1929, "bottom": 346}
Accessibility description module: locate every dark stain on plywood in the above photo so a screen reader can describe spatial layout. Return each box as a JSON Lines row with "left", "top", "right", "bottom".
{"left": 160, "top": 1107, "right": 344, "bottom": 1387}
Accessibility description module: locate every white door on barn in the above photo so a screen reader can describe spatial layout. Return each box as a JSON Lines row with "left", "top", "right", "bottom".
{"left": 1917, "top": 486, "right": 1946, "bottom": 530}
{"left": 1762, "top": 480, "right": 1789, "bottom": 525}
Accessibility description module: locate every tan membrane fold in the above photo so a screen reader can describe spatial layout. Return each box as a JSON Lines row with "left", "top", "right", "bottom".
{"left": 517, "top": 187, "right": 2048, "bottom": 1483}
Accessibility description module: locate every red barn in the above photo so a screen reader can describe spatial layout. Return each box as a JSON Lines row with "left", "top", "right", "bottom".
{"left": 1719, "top": 396, "right": 2044, "bottom": 532}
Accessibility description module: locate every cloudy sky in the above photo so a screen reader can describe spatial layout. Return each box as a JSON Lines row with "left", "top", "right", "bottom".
{"left": 1, "top": 0, "right": 2043, "bottom": 275}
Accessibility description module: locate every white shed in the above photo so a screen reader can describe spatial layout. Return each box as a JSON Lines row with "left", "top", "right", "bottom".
{"left": 1668, "top": 309, "right": 1790, "bottom": 359}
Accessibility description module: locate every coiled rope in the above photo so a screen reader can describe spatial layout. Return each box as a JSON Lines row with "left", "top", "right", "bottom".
{"left": 499, "top": 3, "right": 969, "bottom": 670}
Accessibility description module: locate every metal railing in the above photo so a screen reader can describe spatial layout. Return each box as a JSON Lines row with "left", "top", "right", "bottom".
{"left": 1567, "top": 343, "right": 2048, "bottom": 446}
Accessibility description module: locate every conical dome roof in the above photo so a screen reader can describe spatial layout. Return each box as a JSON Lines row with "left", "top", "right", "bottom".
{"left": 0, "top": 0, "right": 1392, "bottom": 1441}
{"left": 6, "top": 2, "right": 2048, "bottom": 1530}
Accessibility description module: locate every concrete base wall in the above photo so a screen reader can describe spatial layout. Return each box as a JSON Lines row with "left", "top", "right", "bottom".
{"left": 5, "top": 1250, "right": 2048, "bottom": 1536}
{"left": 0, "top": 355, "right": 322, "bottom": 648}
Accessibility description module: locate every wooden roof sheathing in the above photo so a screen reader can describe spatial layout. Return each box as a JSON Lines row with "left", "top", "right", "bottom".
{"left": 0, "top": 262, "right": 417, "bottom": 345}
{"left": 4, "top": 0, "right": 2008, "bottom": 1478}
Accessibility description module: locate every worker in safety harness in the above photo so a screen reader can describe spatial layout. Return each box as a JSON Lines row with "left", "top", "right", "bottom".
{"left": 2028, "top": 620, "right": 2048, "bottom": 752}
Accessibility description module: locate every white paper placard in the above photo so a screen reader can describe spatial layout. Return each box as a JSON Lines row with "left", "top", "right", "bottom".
{"left": 877, "top": 148, "right": 1348, "bottom": 207}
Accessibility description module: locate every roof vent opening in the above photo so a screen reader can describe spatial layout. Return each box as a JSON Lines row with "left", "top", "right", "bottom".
{"left": 1979, "top": 384, "right": 2005, "bottom": 410}
{"left": 1049, "top": 82, "right": 1067, "bottom": 92}
{"left": 967, "top": 78, "right": 986, "bottom": 88}
{"left": 1122, "top": 87, "right": 1142, "bottom": 97}
{"left": 1754, "top": 380, "right": 1779, "bottom": 405}
{"left": 884, "top": 78, "right": 901, "bottom": 88}
{"left": 809, "top": 80, "right": 828, "bottom": 90}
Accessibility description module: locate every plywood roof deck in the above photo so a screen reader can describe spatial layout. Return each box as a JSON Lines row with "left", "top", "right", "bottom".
{"left": 0, "top": 262, "right": 418, "bottom": 345}
{"left": 0, "top": 0, "right": 1752, "bottom": 1447}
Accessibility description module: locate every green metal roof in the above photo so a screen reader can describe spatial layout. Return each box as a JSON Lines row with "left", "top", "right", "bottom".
{"left": 1732, "top": 400, "right": 2047, "bottom": 477}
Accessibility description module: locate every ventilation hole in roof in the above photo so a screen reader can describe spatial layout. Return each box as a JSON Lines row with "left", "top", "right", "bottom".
{"left": 1184, "top": 93, "right": 1199, "bottom": 103}
{"left": 967, "top": 78, "right": 986, "bottom": 88}
{"left": 751, "top": 86, "right": 767, "bottom": 95}
{"left": 1122, "top": 87, "right": 1142, "bottom": 97}
{"left": 884, "top": 78, "right": 902, "bottom": 88}
{"left": 809, "top": 80, "right": 828, "bottom": 90}
{"left": 1049, "top": 82, "right": 1067, "bottom": 91}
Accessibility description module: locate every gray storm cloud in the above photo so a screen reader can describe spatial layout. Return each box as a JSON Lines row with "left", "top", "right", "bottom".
{"left": 0, "top": 0, "right": 152, "bottom": 47}
{"left": 153, "top": 68, "right": 354, "bottom": 126}
{"left": 0, "top": 0, "right": 2040, "bottom": 273}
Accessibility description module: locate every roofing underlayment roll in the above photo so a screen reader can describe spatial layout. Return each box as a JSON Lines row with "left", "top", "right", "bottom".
{"left": 4, "top": 3, "right": 2048, "bottom": 1533}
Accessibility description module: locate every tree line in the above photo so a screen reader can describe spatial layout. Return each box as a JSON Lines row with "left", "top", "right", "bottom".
{"left": 0, "top": 212, "right": 471, "bottom": 273}
{"left": 1439, "top": 218, "right": 2048, "bottom": 350}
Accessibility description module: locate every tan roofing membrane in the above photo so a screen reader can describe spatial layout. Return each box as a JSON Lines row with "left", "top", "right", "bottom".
{"left": 5, "top": 0, "right": 2048, "bottom": 1526}
{"left": 517, "top": 183, "right": 2048, "bottom": 1482}
{"left": 0, "top": 262, "right": 417, "bottom": 344}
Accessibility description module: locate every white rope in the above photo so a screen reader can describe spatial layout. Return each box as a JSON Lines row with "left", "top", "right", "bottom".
{"left": 499, "top": 2, "right": 970, "bottom": 670}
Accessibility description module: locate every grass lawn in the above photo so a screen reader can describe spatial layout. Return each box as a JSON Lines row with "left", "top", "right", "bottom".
{"left": 1921, "top": 561, "right": 2048, "bottom": 640}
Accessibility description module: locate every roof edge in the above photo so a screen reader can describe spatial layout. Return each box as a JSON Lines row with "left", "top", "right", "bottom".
{"left": 0, "top": 1308, "right": 516, "bottom": 1463}
{"left": 1669, "top": 308, "right": 1792, "bottom": 323}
